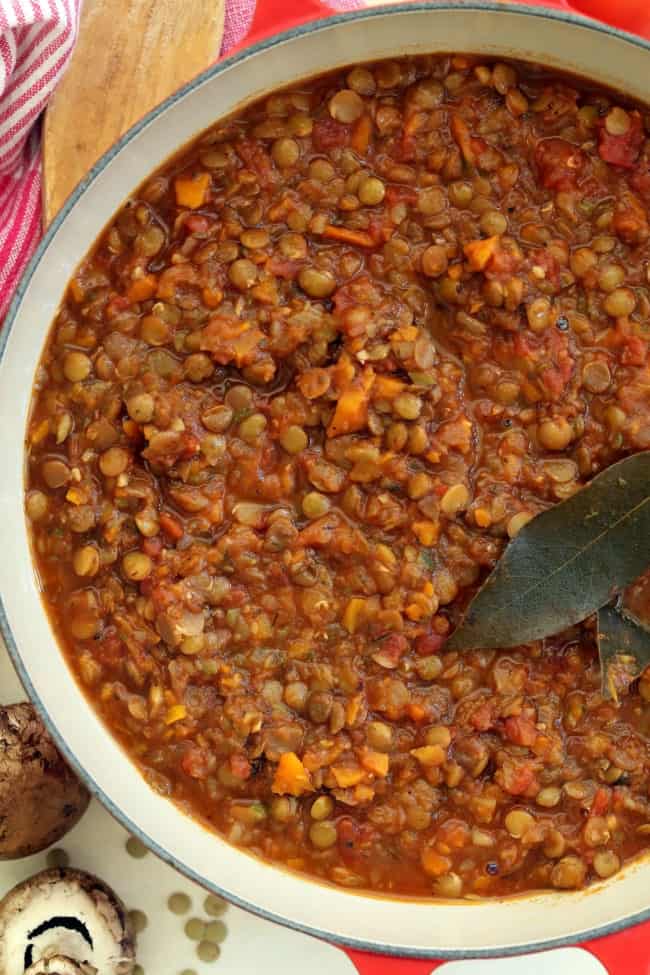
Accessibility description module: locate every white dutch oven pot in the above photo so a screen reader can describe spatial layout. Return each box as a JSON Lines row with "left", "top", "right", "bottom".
{"left": 2, "top": 1, "right": 650, "bottom": 972}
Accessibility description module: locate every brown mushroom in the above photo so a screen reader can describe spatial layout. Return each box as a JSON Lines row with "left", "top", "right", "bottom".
{"left": 0, "top": 868, "right": 135, "bottom": 975}
{"left": 0, "top": 703, "right": 90, "bottom": 859}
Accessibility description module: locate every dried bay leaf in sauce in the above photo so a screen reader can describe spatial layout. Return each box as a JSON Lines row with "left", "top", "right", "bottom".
{"left": 447, "top": 451, "right": 650, "bottom": 652}
{"left": 598, "top": 600, "right": 650, "bottom": 700}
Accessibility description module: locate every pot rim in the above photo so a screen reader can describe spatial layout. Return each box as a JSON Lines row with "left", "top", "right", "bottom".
{"left": 4, "top": 2, "right": 650, "bottom": 960}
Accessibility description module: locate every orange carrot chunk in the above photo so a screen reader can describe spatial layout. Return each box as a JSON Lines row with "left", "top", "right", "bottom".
{"left": 327, "top": 367, "right": 375, "bottom": 438}
{"left": 464, "top": 235, "right": 500, "bottom": 271}
{"left": 272, "top": 752, "right": 313, "bottom": 796}
{"left": 174, "top": 172, "right": 211, "bottom": 209}
{"left": 350, "top": 114, "right": 373, "bottom": 154}
{"left": 322, "top": 224, "right": 376, "bottom": 248}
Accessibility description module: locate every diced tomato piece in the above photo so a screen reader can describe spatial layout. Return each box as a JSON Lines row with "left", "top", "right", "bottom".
{"left": 181, "top": 433, "right": 201, "bottom": 458}
{"left": 181, "top": 746, "right": 212, "bottom": 780}
{"left": 312, "top": 118, "right": 351, "bottom": 151}
{"left": 236, "top": 139, "right": 274, "bottom": 185}
{"left": 159, "top": 512, "right": 184, "bottom": 541}
{"left": 536, "top": 85, "right": 579, "bottom": 126}
{"left": 471, "top": 136, "right": 500, "bottom": 169}
{"left": 539, "top": 328, "right": 574, "bottom": 401}
{"left": 630, "top": 152, "right": 650, "bottom": 200}
{"left": 598, "top": 111, "right": 644, "bottom": 170}
{"left": 590, "top": 786, "right": 611, "bottom": 817}
{"left": 613, "top": 192, "right": 650, "bottom": 245}
{"left": 185, "top": 214, "right": 211, "bottom": 234}
{"left": 414, "top": 632, "right": 445, "bottom": 656}
{"left": 512, "top": 331, "right": 538, "bottom": 359}
{"left": 540, "top": 365, "right": 568, "bottom": 400}
{"left": 95, "top": 633, "right": 125, "bottom": 667}
{"left": 223, "top": 586, "right": 247, "bottom": 608}
{"left": 437, "top": 818, "right": 470, "bottom": 849}
{"left": 367, "top": 215, "right": 393, "bottom": 244}
{"left": 266, "top": 257, "right": 302, "bottom": 279}
{"left": 372, "top": 633, "right": 408, "bottom": 669}
{"left": 105, "top": 295, "right": 131, "bottom": 318}
{"left": 142, "top": 536, "right": 163, "bottom": 559}
{"left": 149, "top": 583, "right": 175, "bottom": 611}
{"left": 385, "top": 185, "right": 418, "bottom": 207}
{"left": 499, "top": 759, "right": 537, "bottom": 796}
{"left": 489, "top": 245, "right": 522, "bottom": 277}
{"left": 503, "top": 716, "right": 538, "bottom": 747}
{"left": 622, "top": 335, "right": 648, "bottom": 366}
{"left": 337, "top": 816, "right": 375, "bottom": 863}
{"left": 400, "top": 135, "right": 416, "bottom": 162}
{"left": 399, "top": 111, "right": 427, "bottom": 162}
{"left": 332, "top": 276, "right": 377, "bottom": 316}
{"left": 535, "top": 138, "right": 585, "bottom": 191}
{"left": 229, "top": 753, "right": 252, "bottom": 780}
{"left": 469, "top": 701, "right": 494, "bottom": 732}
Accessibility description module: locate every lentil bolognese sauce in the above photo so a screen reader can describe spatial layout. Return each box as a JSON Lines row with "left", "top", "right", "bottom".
{"left": 25, "top": 54, "right": 650, "bottom": 898}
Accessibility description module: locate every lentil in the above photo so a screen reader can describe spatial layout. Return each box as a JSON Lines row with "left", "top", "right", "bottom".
{"left": 204, "top": 895, "right": 228, "bottom": 917}
{"left": 421, "top": 245, "right": 449, "bottom": 278}
{"left": 272, "top": 137, "right": 300, "bottom": 168}
{"left": 197, "top": 942, "right": 220, "bottom": 963}
{"left": 593, "top": 850, "right": 621, "bottom": 879}
{"left": 204, "top": 920, "right": 227, "bottom": 943}
{"left": 185, "top": 919, "right": 206, "bottom": 941}
{"left": 63, "top": 351, "right": 92, "bottom": 383}
{"left": 505, "top": 810, "right": 534, "bottom": 838}
{"left": 168, "top": 892, "right": 191, "bottom": 914}
{"left": 537, "top": 418, "right": 573, "bottom": 451}
{"left": 604, "top": 287, "right": 636, "bottom": 317}
{"left": 358, "top": 177, "right": 386, "bottom": 206}
{"left": 280, "top": 425, "right": 308, "bottom": 454}
{"left": 73, "top": 545, "right": 100, "bottom": 578}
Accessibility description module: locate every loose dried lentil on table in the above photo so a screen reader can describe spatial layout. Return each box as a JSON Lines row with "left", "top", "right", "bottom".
{"left": 26, "top": 53, "right": 650, "bottom": 898}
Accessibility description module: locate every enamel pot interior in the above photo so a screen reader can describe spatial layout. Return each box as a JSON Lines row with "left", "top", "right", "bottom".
{"left": 2, "top": 3, "right": 650, "bottom": 959}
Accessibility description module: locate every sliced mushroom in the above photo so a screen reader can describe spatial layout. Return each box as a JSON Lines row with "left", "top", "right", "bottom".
{"left": 0, "top": 703, "right": 90, "bottom": 858}
{"left": 0, "top": 868, "right": 136, "bottom": 975}
{"left": 25, "top": 955, "right": 92, "bottom": 974}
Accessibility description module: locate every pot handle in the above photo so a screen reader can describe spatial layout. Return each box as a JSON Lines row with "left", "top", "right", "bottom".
{"left": 343, "top": 949, "right": 442, "bottom": 974}
{"left": 579, "top": 923, "right": 650, "bottom": 974}
{"left": 568, "top": 0, "right": 650, "bottom": 35}
{"left": 342, "top": 924, "right": 650, "bottom": 974}
{"left": 231, "top": 0, "right": 650, "bottom": 54}
{"left": 228, "top": 0, "right": 333, "bottom": 55}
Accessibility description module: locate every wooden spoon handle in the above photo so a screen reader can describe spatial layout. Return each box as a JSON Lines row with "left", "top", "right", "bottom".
{"left": 42, "top": 0, "right": 225, "bottom": 227}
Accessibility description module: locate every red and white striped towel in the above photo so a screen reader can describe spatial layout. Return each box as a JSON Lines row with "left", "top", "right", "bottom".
{"left": 0, "top": 0, "right": 81, "bottom": 320}
{"left": 0, "top": 0, "right": 363, "bottom": 323}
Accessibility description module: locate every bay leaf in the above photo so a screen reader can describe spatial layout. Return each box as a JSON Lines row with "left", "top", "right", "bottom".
{"left": 597, "top": 601, "right": 650, "bottom": 700}
{"left": 446, "top": 451, "right": 650, "bottom": 652}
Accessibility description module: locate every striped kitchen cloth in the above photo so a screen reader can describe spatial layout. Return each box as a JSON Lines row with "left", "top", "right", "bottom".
{"left": 0, "top": 0, "right": 81, "bottom": 320}
{"left": 0, "top": 0, "right": 362, "bottom": 323}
